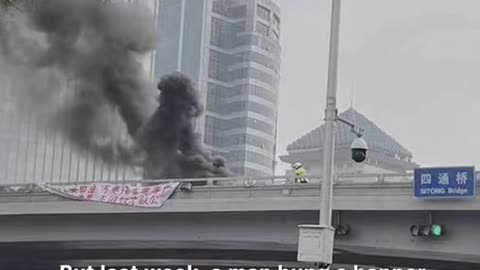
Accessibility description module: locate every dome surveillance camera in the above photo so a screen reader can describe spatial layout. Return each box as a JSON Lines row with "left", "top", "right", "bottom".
{"left": 351, "top": 137, "right": 368, "bottom": 163}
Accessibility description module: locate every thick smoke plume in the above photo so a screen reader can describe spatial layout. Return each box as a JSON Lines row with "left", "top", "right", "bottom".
{"left": 138, "top": 73, "right": 232, "bottom": 179}
{"left": 0, "top": 0, "right": 232, "bottom": 179}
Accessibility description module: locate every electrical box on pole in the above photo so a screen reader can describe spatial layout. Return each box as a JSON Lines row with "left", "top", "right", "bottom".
{"left": 297, "top": 225, "right": 335, "bottom": 266}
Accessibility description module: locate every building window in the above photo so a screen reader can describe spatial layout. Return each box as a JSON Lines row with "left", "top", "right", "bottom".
{"left": 228, "top": 150, "right": 246, "bottom": 162}
{"left": 273, "top": 13, "right": 280, "bottom": 30}
{"left": 210, "top": 17, "right": 224, "bottom": 47}
{"left": 211, "top": 17, "right": 241, "bottom": 49}
{"left": 230, "top": 84, "right": 278, "bottom": 104}
{"left": 230, "top": 68, "right": 249, "bottom": 81}
{"left": 227, "top": 101, "right": 247, "bottom": 113}
{"left": 247, "top": 118, "right": 274, "bottom": 135}
{"left": 223, "top": 98, "right": 276, "bottom": 118}
{"left": 209, "top": 50, "right": 220, "bottom": 79}
{"left": 247, "top": 101, "right": 276, "bottom": 118}
{"left": 271, "top": 29, "right": 279, "bottom": 41}
{"left": 227, "top": 134, "right": 247, "bottom": 145}
{"left": 212, "top": 0, "right": 228, "bottom": 16}
{"left": 204, "top": 116, "right": 225, "bottom": 147}
{"left": 235, "top": 21, "right": 245, "bottom": 33}
{"left": 225, "top": 118, "right": 247, "bottom": 131}
{"left": 243, "top": 151, "right": 272, "bottom": 168}
{"left": 209, "top": 49, "right": 224, "bottom": 79}
{"left": 246, "top": 134, "right": 273, "bottom": 151}
{"left": 226, "top": 100, "right": 276, "bottom": 119}
{"left": 226, "top": 134, "right": 273, "bottom": 152}
{"left": 225, "top": 117, "right": 274, "bottom": 136}
{"left": 250, "top": 85, "right": 278, "bottom": 104}
{"left": 204, "top": 129, "right": 215, "bottom": 145}
{"left": 230, "top": 84, "right": 248, "bottom": 98}
{"left": 208, "top": 49, "right": 231, "bottom": 81}
{"left": 235, "top": 51, "right": 280, "bottom": 72}
{"left": 257, "top": 36, "right": 281, "bottom": 55}
{"left": 257, "top": 4, "right": 270, "bottom": 21}
{"left": 207, "top": 83, "right": 226, "bottom": 114}
{"left": 256, "top": 21, "right": 269, "bottom": 36}
{"left": 250, "top": 68, "right": 279, "bottom": 88}
{"left": 235, "top": 34, "right": 254, "bottom": 47}
{"left": 229, "top": 5, "right": 246, "bottom": 18}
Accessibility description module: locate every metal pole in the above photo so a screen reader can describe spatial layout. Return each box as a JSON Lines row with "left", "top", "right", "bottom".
{"left": 22, "top": 110, "right": 32, "bottom": 183}
{"left": 319, "top": 0, "right": 341, "bottom": 226}
{"left": 3, "top": 106, "right": 14, "bottom": 182}
{"left": 40, "top": 124, "right": 48, "bottom": 181}
{"left": 58, "top": 125, "right": 66, "bottom": 183}
{"left": 32, "top": 112, "right": 40, "bottom": 182}
{"left": 176, "top": 0, "right": 186, "bottom": 72}
{"left": 50, "top": 126, "right": 58, "bottom": 182}
{"left": 13, "top": 112, "right": 23, "bottom": 183}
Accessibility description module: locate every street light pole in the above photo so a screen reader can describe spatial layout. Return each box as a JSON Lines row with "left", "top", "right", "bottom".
{"left": 320, "top": 0, "right": 341, "bottom": 226}
{"left": 298, "top": 2, "right": 363, "bottom": 266}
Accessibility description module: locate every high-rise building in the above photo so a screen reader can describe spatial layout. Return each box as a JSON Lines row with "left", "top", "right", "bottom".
{"left": 154, "top": 0, "right": 282, "bottom": 176}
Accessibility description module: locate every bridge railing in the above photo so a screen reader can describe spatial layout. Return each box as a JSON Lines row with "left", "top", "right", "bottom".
{"left": 1, "top": 162, "right": 479, "bottom": 189}
{"left": 2, "top": 171, "right": 480, "bottom": 195}
{"left": 0, "top": 172, "right": 416, "bottom": 188}
{"left": 150, "top": 172, "right": 415, "bottom": 186}
{"left": 20, "top": 172, "right": 415, "bottom": 186}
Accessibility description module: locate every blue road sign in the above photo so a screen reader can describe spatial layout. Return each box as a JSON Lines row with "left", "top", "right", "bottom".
{"left": 414, "top": 166, "right": 476, "bottom": 199}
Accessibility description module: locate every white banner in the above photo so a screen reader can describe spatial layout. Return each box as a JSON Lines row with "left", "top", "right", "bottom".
{"left": 41, "top": 182, "right": 179, "bottom": 208}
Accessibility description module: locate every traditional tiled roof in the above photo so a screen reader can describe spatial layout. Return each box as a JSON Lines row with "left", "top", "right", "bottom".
{"left": 287, "top": 108, "right": 413, "bottom": 159}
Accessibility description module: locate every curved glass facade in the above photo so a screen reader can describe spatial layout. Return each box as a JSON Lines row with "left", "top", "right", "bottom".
{"left": 155, "top": 0, "right": 281, "bottom": 176}
{"left": 206, "top": 0, "right": 280, "bottom": 176}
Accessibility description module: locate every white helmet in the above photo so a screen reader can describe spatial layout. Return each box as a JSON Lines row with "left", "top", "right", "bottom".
{"left": 292, "top": 162, "right": 302, "bottom": 169}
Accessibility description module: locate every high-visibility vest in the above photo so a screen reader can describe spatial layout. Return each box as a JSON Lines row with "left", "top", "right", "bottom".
{"left": 295, "top": 167, "right": 308, "bottom": 183}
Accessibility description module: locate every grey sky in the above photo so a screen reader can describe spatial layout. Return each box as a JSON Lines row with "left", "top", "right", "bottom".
{"left": 275, "top": 0, "right": 480, "bottom": 173}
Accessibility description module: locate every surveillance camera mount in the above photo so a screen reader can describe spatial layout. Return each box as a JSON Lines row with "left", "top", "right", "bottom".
{"left": 335, "top": 110, "right": 364, "bottom": 137}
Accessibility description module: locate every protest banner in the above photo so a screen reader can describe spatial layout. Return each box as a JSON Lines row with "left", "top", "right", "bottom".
{"left": 41, "top": 182, "right": 179, "bottom": 208}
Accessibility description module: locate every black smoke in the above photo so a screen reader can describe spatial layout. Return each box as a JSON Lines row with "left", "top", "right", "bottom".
{"left": 0, "top": 0, "right": 232, "bottom": 179}
{"left": 0, "top": 0, "right": 155, "bottom": 165}
{"left": 137, "top": 73, "right": 232, "bottom": 179}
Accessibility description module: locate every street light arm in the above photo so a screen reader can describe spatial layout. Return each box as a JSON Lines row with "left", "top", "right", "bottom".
{"left": 336, "top": 115, "right": 364, "bottom": 137}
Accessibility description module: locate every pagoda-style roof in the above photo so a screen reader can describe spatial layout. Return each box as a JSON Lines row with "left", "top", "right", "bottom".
{"left": 287, "top": 108, "right": 413, "bottom": 159}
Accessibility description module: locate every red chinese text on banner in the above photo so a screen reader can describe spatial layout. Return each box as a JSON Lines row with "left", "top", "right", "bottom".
{"left": 41, "top": 182, "right": 179, "bottom": 208}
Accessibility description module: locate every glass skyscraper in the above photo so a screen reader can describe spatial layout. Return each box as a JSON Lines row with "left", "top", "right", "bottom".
{"left": 155, "top": 0, "right": 281, "bottom": 176}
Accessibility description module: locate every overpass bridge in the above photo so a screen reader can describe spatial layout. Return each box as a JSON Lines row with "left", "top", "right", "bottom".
{"left": 0, "top": 173, "right": 479, "bottom": 269}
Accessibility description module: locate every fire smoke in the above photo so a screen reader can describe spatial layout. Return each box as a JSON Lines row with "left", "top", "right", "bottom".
{"left": 138, "top": 73, "right": 232, "bottom": 179}
{"left": 0, "top": 0, "right": 232, "bottom": 179}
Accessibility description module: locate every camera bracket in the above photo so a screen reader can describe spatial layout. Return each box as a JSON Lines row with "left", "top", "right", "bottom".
{"left": 334, "top": 109, "right": 364, "bottom": 137}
